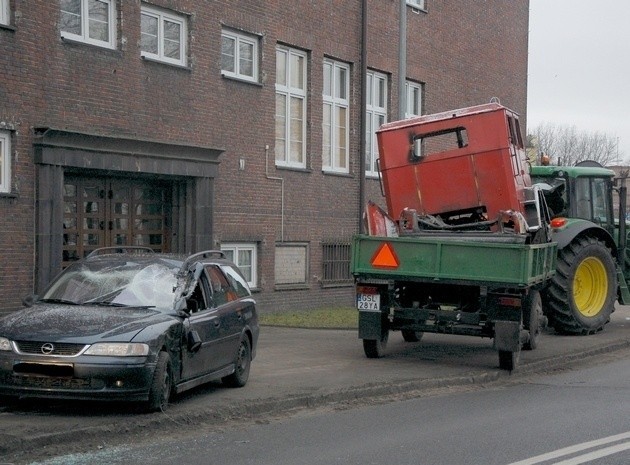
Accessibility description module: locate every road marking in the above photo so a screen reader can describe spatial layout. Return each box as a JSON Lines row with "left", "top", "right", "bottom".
{"left": 507, "top": 431, "right": 630, "bottom": 464}
{"left": 553, "top": 441, "right": 630, "bottom": 464}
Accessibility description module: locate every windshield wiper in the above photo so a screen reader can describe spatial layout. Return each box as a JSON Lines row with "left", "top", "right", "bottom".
{"left": 38, "top": 298, "right": 79, "bottom": 305}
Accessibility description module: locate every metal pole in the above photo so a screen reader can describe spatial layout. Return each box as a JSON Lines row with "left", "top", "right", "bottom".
{"left": 359, "top": 0, "right": 368, "bottom": 234}
{"left": 398, "top": 0, "right": 407, "bottom": 120}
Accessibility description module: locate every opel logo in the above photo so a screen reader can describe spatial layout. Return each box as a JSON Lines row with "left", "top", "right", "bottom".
{"left": 40, "top": 343, "right": 55, "bottom": 355}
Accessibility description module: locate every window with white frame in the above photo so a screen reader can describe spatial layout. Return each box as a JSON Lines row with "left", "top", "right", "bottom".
{"left": 406, "top": 0, "right": 426, "bottom": 11}
{"left": 366, "top": 71, "right": 387, "bottom": 177}
{"left": 322, "top": 59, "right": 350, "bottom": 173}
{"left": 60, "top": 0, "right": 116, "bottom": 49}
{"left": 275, "top": 47, "right": 307, "bottom": 168}
{"left": 0, "top": 0, "right": 10, "bottom": 26}
{"left": 140, "top": 5, "right": 187, "bottom": 66}
{"left": 221, "top": 29, "right": 259, "bottom": 83}
{"left": 405, "top": 81, "right": 423, "bottom": 119}
{"left": 221, "top": 243, "right": 258, "bottom": 288}
{"left": 0, "top": 131, "right": 11, "bottom": 193}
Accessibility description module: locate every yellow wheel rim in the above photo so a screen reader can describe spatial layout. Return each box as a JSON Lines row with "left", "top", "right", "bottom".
{"left": 573, "top": 257, "right": 608, "bottom": 317}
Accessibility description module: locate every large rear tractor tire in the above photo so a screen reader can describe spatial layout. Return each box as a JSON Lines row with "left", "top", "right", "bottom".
{"left": 545, "top": 237, "right": 617, "bottom": 335}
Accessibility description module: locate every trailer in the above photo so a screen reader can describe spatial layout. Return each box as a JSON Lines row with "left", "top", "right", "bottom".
{"left": 353, "top": 103, "right": 558, "bottom": 370}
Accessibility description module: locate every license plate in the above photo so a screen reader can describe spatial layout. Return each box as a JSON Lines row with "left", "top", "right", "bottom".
{"left": 357, "top": 293, "right": 380, "bottom": 311}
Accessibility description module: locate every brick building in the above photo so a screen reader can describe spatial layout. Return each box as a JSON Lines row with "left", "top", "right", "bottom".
{"left": 0, "top": 0, "right": 530, "bottom": 315}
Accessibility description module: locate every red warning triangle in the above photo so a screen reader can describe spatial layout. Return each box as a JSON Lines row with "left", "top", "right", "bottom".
{"left": 371, "top": 243, "right": 399, "bottom": 268}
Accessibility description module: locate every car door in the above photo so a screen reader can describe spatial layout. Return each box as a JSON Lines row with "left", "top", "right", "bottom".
{"left": 180, "top": 279, "right": 223, "bottom": 381}
{"left": 205, "top": 265, "right": 242, "bottom": 369}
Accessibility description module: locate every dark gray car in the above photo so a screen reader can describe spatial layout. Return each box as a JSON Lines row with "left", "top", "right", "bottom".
{"left": 0, "top": 248, "right": 259, "bottom": 412}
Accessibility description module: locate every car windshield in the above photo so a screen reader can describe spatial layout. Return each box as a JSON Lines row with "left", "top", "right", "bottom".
{"left": 41, "top": 259, "right": 181, "bottom": 311}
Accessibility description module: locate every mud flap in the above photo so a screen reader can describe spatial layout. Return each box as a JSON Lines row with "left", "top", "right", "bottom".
{"left": 359, "top": 310, "right": 384, "bottom": 340}
{"left": 493, "top": 320, "right": 521, "bottom": 352}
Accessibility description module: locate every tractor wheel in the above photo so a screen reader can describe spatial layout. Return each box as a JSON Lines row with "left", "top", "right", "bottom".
{"left": 545, "top": 236, "right": 617, "bottom": 335}
{"left": 522, "top": 290, "right": 543, "bottom": 350}
{"left": 363, "top": 331, "right": 389, "bottom": 358}
{"left": 401, "top": 329, "right": 424, "bottom": 342}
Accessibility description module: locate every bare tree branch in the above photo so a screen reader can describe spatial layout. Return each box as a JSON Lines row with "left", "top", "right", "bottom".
{"left": 529, "top": 123, "right": 622, "bottom": 166}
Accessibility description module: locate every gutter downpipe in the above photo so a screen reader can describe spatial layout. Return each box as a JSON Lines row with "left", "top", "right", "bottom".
{"left": 399, "top": 0, "right": 407, "bottom": 120}
{"left": 359, "top": 0, "right": 368, "bottom": 234}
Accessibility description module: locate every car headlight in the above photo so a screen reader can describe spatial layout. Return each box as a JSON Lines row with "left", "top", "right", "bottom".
{"left": 84, "top": 343, "right": 149, "bottom": 357}
{"left": 0, "top": 337, "right": 11, "bottom": 351}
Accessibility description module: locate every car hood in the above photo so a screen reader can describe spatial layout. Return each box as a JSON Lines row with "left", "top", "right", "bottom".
{"left": 0, "top": 304, "right": 177, "bottom": 343}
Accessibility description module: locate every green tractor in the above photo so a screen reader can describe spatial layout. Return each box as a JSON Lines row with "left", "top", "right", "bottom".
{"left": 531, "top": 163, "right": 630, "bottom": 334}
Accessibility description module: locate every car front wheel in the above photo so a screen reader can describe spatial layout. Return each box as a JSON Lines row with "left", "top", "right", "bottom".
{"left": 146, "top": 351, "right": 172, "bottom": 412}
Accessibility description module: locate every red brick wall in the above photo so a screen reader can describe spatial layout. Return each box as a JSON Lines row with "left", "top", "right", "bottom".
{"left": 0, "top": 0, "right": 529, "bottom": 314}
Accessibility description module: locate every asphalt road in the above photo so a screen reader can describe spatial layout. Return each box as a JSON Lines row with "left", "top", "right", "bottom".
{"left": 1, "top": 305, "right": 630, "bottom": 464}
{"left": 24, "top": 349, "right": 630, "bottom": 465}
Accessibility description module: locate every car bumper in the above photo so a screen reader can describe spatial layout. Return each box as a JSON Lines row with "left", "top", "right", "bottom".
{"left": 0, "top": 353, "right": 156, "bottom": 401}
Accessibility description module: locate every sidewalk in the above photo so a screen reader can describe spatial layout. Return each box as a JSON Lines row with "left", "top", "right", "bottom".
{"left": 1, "top": 306, "right": 630, "bottom": 460}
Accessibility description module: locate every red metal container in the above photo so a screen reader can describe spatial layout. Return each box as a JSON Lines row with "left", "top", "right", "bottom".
{"left": 376, "top": 103, "right": 530, "bottom": 223}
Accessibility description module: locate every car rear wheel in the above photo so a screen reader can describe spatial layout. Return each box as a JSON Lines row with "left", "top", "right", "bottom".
{"left": 222, "top": 337, "right": 251, "bottom": 388}
{"left": 146, "top": 351, "right": 172, "bottom": 412}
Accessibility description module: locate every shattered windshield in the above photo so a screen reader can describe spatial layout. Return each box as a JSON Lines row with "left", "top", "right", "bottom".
{"left": 41, "top": 259, "right": 181, "bottom": 311}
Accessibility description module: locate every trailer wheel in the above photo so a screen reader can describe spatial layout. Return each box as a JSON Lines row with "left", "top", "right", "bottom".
{"left": 545, "top": 237, "right": 617, "bottom": 335}
{"left": 401, "top": 330, "right": 424, "bottom": 342}
{"left": 363, "top": 332, "right": 388, "bottom": 358}
{"left": 498, "top": 349, "right": 519, "bottom": 371}
{"left": 522, "top": 290, "right": 542, "bottom": 350}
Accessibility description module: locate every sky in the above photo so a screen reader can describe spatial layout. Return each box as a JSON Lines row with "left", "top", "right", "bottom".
{"left": 527, "top": 0, "right": 630, "bottom": 162}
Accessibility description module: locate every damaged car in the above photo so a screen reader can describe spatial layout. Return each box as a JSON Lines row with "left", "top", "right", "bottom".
{"left": 0, "top": 247, "right": 259, "bottom": 412}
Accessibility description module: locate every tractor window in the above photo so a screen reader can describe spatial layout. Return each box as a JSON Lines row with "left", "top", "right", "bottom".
{"left": 575, "top": 177, "right": 609, "bottom": 224}
{"left": 575, "top": 178, "right": 592, "bottom": 220}
{"left": 592, "top": 178, "right": 609, "bottom": 224}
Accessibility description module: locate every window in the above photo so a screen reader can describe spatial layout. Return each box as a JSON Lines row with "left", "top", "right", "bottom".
{"left": 275, "top": 47, "right": 307, "bottom": 168}
{"left": 0, "top": 131, "right": 10, "bottom": 193}
{"left": 221, "top": 243, "right": 258, "bottom": 288}
{"left": 141, "top": 5, "right": 187, "bottom": 66}
{"left": 322, "top": 59, "right": 350, "bottom": 173}
{"left": 366, "top": 71, "right": 387, "bottom": 177}
{"left": 221, "top": 29, "right": 259, "bottom": 82}
{"left": 275, "top": 243, "right": 308, "bottom": 287}
{"left": 321, "top": 241, "right": 352, "bottom": 286}
{"left": 406, "top": 0, "right": 426, "bottom": 11}
{"left": 405, "top": 81, "right": 422, "bottom": 119}
{"left": 0, "top": 0, "right": 10, "bottom": 26}
{"left": 575, "top": 177, "right": 610, "bottom": 223}
{"left": 60, "top": 0, "right": 116, "bottom": 49}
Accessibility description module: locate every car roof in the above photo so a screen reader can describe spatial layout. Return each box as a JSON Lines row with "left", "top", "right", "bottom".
{"left": 81, "top": 248, "right": 235, "bottom": 273}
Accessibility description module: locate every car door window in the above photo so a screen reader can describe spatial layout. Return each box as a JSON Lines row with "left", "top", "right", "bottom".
{"left": 186, "top": 281, "right": 208, "bottom": 313}
{"left": 220, "top": 264, "right": 251, "bottom": 298}
{"left": 206, "top": 265, "right": 236, "bottom": 307}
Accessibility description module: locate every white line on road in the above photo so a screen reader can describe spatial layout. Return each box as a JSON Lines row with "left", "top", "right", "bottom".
{"left": 552, "top": 441, "right": 630, "bottom": 464}
{"left": 506, "top": 431, "right": 630, "bottom": 465}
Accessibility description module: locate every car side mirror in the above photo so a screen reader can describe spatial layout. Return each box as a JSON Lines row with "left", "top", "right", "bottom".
{"left": 187, "top": 330, "right": 202, "bottom": 353}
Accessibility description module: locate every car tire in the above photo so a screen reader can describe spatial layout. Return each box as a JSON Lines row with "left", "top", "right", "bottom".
{"left": 222, "top": 337, "right": 251, "bottom": 388}
{"left": 146, "top": 351, "right": 172, "bottom": 412}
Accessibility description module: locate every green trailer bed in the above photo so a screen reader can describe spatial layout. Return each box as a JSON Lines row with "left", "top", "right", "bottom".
{"left": 352, "top": 234, "right": 557, "bottom": 287}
